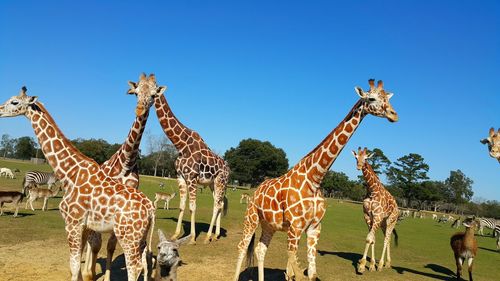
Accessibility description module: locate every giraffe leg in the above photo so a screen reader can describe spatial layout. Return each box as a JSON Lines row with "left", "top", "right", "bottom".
{"left": 187, "top": 180, "right": 198, "bottom": 244}
{"left": 172, "top": 176, "right": 188, "bottom": 240}
{"left": 83, "top": 231, "right": 102, "bottom": 281}
{"left": 286, "top": 225, "right": 307, "bottom": 281}
{"left": 233, "top": 202, "right": 259, "bottom": 281}
{"left": 358, "top": 227, "right": 377, "bottom": 273}
{"left": 104, "top": 234, "right": 118, "bottom": 281}
{"left": 380, "top": 220, "right": 396, "bottom": 270}
{"left": 256, "top": 224, "right": 275, "bottom": 281}
{"left": 205, "top": 181, "right": 225, "bottom": 244}
{"left": 66, "top": 223, "right": 84, "bottom": 281}
{"left": 306, "top": 222, "right": 321, "bottom": 280}
{"left": 114, "top": 229, "right": 146, "bottom": 281}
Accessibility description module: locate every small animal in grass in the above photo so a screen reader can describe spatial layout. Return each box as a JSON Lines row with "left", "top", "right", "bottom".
{"left": 25, "top": 185, "right": 62, "bottom": 211}
{"left": 239, "top": 192, "right": 250, "bottom": 204}
{"left": 0, "top": 191, "right": 24, "bottom": 217}
{"left": 450, "top": 217, "right": 478, "bottom": 281}
{"left": 432, "top": 214, "right": 438, "bottom": 220}
{"left": 451, "top": 218, "right": 462, "bottom": 229}
{"left": 0, "top": 168, "right": 15, "bottom": 179}
{"left": 154, "top": 192, "right": 176, "bottom": 210}
{"left": 154, "top": 230, "right": 191, "bottom": 281}
{"left": 438, "top": 215, "right": 449, "bottom": 224}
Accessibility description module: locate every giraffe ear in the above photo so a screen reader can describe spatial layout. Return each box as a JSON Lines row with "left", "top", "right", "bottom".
{"left": 351, "top": 150, "right": 357, "bottom": 157}
{"left": 489, "top": 127, "right": 495, "bottom": 138}
{"left": 158, "top": 229, "right": 167, "bottom": 242}
{"left": 386, "top": 92, "right": 393, "bottom": 99}
{"left": 127, "top": 81, "right": 137, "bottom": 95}
{"left": 354, "top": 86, "right": 367, "bottom": 99}
{"left": 480, "top": 138, "right": 490, "bottom": 144}
{"left": 156, "top": 86, "right": 167, "bottom": 95}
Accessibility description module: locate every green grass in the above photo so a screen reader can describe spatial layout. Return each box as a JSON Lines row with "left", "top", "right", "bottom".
{"left": 0, "top": 158, "right": 499, "bottom": 280}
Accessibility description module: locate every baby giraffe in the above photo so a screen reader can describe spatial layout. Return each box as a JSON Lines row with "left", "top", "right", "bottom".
{"left": 154, "top": 192, "right": 176, "bottom": 210}
{"left": 352, "top": 147, "right": 399, "bottom": 272}
{"left": 450, "top": 217, "right": 478, "bottom": 281}
{"left": 155, "top": 230, "right": 191, "bottom": 281}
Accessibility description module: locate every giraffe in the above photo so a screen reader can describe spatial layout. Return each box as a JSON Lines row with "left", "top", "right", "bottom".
{"left": 153, "top": 87, "right": 231, "bottom": 244}
{"left": 0, "top": 87, "right": 156, "bottom": 281}
{"left": 233, "top": 79, "right": 398, "bottom": 281}
{"left": 480, "top": 127, "right": 500, "bottom": 163}
{"left": 352, "top": 147, "right": 399, "bottom": 273}
{"left": 83, "top": 73, "right": 165, "bottom": 281}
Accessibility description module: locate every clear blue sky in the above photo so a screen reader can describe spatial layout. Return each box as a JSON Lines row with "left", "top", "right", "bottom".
{"left": 1, "top": 1, "right": 499, "bottom": 200}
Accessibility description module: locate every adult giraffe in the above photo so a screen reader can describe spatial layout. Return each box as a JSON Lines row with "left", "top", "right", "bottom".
{"left": 153, "top": 85, "right": 230, "bottom": 244}
{"left": 480, "top": 127, "right": 500, "bottom": 163}
{"left": 233, "top": 79, "right": 398, "bottom": 281}
{"left": 83, "top": 73, "right": 165, "bottom": 281}
{"left": 0, "top": 87, "right": 155, "bottom": 281}
{"left": 352, "top": 147, "right": 399, "bottom": 273}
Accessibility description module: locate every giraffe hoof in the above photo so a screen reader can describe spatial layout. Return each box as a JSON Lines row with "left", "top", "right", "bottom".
{"left": 385, "top": 262, "right": 392, "bottom": 269}
{"left": 368, "top": 264, "right": 376, "bottom": 272}
{"left": 376, "top": 262, "right": 384, "bottom": 271}
{"left": 188, "top": 238, "right": 196, "bottom": 245}
{"left": 203, "top": 238, "right": 211, "bottom": 245}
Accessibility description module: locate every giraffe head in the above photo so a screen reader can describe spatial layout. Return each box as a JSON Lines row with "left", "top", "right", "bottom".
{"left": 127, "top": 73, "right": 166, "bottom": 117}
{"left": 480, "top": 127, "right": 500, "bottom": 160}
{"left": 0, "top": 87, "right": 38, "bottom": 118}
{"left": 355, "top": 79, "right": 398, "bottom": 122}
{"left": 351, "top": 147, "right": 373, "bottom": 170}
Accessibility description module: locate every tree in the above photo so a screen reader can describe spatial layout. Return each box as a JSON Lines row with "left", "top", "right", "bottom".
{"left": 71, "top": 138, "right": 119, "bottom": 164}
{"left": 321, "top": 170, "right": 354, "bottom": 197}
{"left": 356, "top": 147, "right": 391, "bottom": 182}
{"left": 224, "top": 139, "right": 288, "bottom": 186}
{"left": 386, "top": 153, "right": 429, "bottom": 206}
{"left": 14, "top": 136, "right": 37, "bottom": 160}
{"left": 0, "top": 134, "right": 16, "bottom": 158}
{"left": 444, "top": 170, "right": 474, "bottom": 205}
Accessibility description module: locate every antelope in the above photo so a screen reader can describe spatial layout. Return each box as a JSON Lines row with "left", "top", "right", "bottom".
{"left": 25, "top": 185, "right": 62, "bottom": 211}
{"left": 154, "top": 192, "right": 176, "bottom": 210}
{"left": 0, "top": 191, "right": 24, "bottom": 217}
{"left": 239, "top": 192, "right": 250, "bottom": 204}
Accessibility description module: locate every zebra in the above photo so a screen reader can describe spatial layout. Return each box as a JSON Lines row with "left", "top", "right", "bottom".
{"left": 23, "top": 171, "right": 59, "bottom": 191}
{"left": 496, "top": 225, "right": 500, "bottom": 250}
{"left": 478, "top": 218, "right": 498, "bottom": 237}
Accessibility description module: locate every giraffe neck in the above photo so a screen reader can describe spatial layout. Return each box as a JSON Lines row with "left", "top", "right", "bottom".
{"left": 102, "top": 110, "right": 149, "bottom": 176}
{"left": 154, "top": 94, "right": 191, "bottom": 150}
{"left": 296, "top": 99, "right": 366, "bottom": 187}
{"left": 361, "top": 162, "right": 383, "bottom": 193}
{"left": 26, "top": 103, "right": 95, "bottom": 184}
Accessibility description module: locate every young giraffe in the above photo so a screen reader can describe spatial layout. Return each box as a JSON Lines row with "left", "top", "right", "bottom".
{"left": 480, "top": 127, "right": 500, "bottom": 163}
{"left": 154, "top": 88, "right": 230, "bottom": 244}
{"left": 352, "top": 147, "right": 399, "bottom": 273}
{"left": 233, "top": 79, "right": 398, "bottom": 281}
{"left": 83, "top": 73, "right": 165, "bottom": 281}
{"left": 0, "top": 87, "right": 156, "bottom": 281}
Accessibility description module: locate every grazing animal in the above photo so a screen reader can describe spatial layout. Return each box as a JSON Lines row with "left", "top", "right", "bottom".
{"left": 233, "top": 79, "right": 398, "bottom": 281}
{"left": 0, "top": 168, "right": 15, "bottom": 179}
{"left": 400, "top": 210, "right": 410, "bottom": 217}
{"left": 154, "top": 192, "right": 176, "bottom": 210}
{"left": 450, "top": 217, "right": 478, "bottom": 281}
{"left": 480, "top": 127, "right": 500, "bottom": 163}
{"left": 432, "top": 214, "right": 438, "bottom": 220}
{"left": 438, "top": 215, "right": 449, "bottom": 224}
{"left": 23, "top": 171, "right": 59, "bottom": 190}
{"left": 353, "top": 147, "right": 399, "bottom": 272}
{"left": 0, "top": 191, "right": 24, "bottom": 217}
{"left": 477, "top": 217, "right": 497, "bottom": 237}
{"left": 154, "top": 81, "right": 231, "bottom": 244}
{"left": 0, "top": 87, "right": 156, "bottom": 281}
{"left": 83, "top": 73, "right": 162, "bottom": 281}
{"left": 25, "top": 185, "right": 62, "bottom": 211}
{"left": 154, "top": 230, "right": 191, "bottom": 281}
{"left": 419, "top": 212, "right": 425, "bottom": 219}
{"left": 239, "top": 193, "right": 250, "bottom": 204}
{"left": 451, "top": 218, "right": 462, "bottom": 229}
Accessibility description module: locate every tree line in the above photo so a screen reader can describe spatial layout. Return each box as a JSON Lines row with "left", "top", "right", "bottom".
{"left": 1, "top": 134, "right": 498, "bottom": 217}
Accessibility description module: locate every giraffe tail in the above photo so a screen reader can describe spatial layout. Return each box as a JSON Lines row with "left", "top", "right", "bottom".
{"left": 246, "top": 233, "right": 256, "bottom": 268}
{"left": 222, "top": 195, "right": 229, "bottom": 217}
{"left": 392, "top": 228, "right": 399, "bottom": 247}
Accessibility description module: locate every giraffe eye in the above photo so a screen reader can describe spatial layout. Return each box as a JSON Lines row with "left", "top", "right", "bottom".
{"left": 11, "top": 101, "right": 19, "bottom": 105}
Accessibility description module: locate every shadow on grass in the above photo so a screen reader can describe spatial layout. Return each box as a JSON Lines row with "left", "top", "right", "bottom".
{"left": 237, "top": 267, "right": 322, "bottom": 281}
{"left": 95, "top": 254, "right": 127, "bottom": 280}
{"left": 393, "top": 265, "right": 454, "bottom": 281}
{"left": 159, "top": 216, "right": 227, "bottom": 240}
{"left": 1, "top": 212, "right": 34, "bottom": 217}
{"left": 479, "top": 246, "right": 499, "bottom": 253}
{"left": 318, "top": 250, "right": 363, "bottom": 274}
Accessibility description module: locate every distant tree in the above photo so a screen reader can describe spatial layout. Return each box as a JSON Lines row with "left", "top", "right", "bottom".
{"left": 444, "top": 169, "right": 474, "bottom": 206}
{"left": 321, "top": 170, "right": 355, "bottom": 197}
{"left": 138, "top": 144, "right": 177, "bottom": 178}
{"left": 386, "top": 153, "right": 429, "bottom": 206}
{"left": 14, "top": 136, "right": 37, "bottom": 160}
{"left": 356, "top": 147, "right": 391, "bottom": 182}
{"left": 0, "top": 134, "right": 16, "bottom": 158}
{"left": 224, "top": 138, "right": 288, "bottom": 186}
{"left": 72, "top": 138, "right": 117, "bottom": 164}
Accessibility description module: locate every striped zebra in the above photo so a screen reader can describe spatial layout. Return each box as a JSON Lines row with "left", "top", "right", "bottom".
{"left": 23, "top": 171, "right": 59, "bottom": 191}
{"left": 478, "top": 218, "right": 498, "bottom": 237}
{"left": 496, "top": 225, "right": 500, "bottom": 250}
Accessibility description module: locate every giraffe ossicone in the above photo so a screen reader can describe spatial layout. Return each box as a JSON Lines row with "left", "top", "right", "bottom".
{"left": 233, "top": 79, "right": 398, "bottom": 281}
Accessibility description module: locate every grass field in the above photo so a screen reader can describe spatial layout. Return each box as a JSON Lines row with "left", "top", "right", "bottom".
{"left": 0, "top": 158, "right": 499, "bottom": 280}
